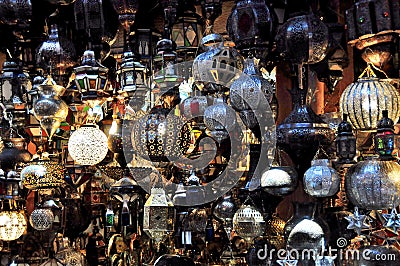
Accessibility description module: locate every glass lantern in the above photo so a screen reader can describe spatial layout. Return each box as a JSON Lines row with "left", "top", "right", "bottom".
{"left": 200, "top": 0, "right": 222, "bottom": 34}
{"left": 233, "top": 204, "right": 265, "bottom": 243}
{"left": 143, "top": 187, "right": 175, "bottom": 243}
{"left": 336, "top": 114, "right": 356, "bottom": 164}
{"left": 21, "top": 159, "right": 65, "bottom": 190}
{"left": 375, "top": 110, "right": 395, "bottom": 160}
{"left": 303, "top": 159, "right": 340, "bottom": 197}
{"left": 29, "top": 206, "right": 54, "bottom": 231}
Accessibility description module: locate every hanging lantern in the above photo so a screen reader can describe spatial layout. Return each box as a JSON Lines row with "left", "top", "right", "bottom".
{"left": 21, "top": 159, "right": 65, "bottom": 190}
{"left": 32, "top": 76, "right": 69, "bottom": 142}
{"left": 116, "top": 51, "right": 148, "bottom": 99}
{"left": 108, "top": 116, "right": 123, "bottom": 154}
{"left": 303, "top": 159, "right": 340, "bottom": 197}
{"left": 129, "top": 28, "right": 162, "bottom": 63}
{"left": 0, "top": 59, "right": 30, "bottom": 105}
{"left": 36, "top": 24, "right": 76, "bottom": 86}
{"left": 340, "top": 71, "right": 400, "bottom": 130}
{"left": 0, "top": 138, "right": 31, "bottom": 172}
{"left": 171, "top": 1, "right": 204, "bottom": 61}
{"left": 0, "top": 0, "right": 32, "bottom": 27}
{"left": 29, "top": 206, "right": 54, "bottom": 231}
{"left": 375, "top": 110, "right": 395, "bottom": 160}
{"left": 132, "top": 107, "right": 190, "bottom": 163}
{"left": 287, "top": 219, "right": 325, "bottom": 254}
{"left": 73, "top": 50, "right": 109, "bottom": 104}
{"left": 110, "top": 0, "right": 138, "bottom": 32}
{"left": 180, "top": 92, "right": 208, "bottom": 120}
{"left": 233, "top": 204, "right": 265, "bottom": 243}
{"left": 200, "top": 0, "right": 222, "bottom": 34}
{"left": 0, "top": 209, "right": 27, "bottom": 241}
{"left": 226, "top": 0, "right": 277, "bottom": 59}
{"left": 345, "top": 157, "right": 400, "bottom": 210}
{"left": 275, "top": 13, "right": 329, "bottom": 64}
{"left": 265, "top": 213, "right": 286, "bottom": 250}
{"left": 160, "top": 0, "right": 178, "bottom": 35}
{"left": 261, "top": 167, "right": 298, "bottom": 197}
{"left": 336, "top": 114, "right": 357, "bottom": 164}
{"left": 143, "top": 187, "right": 175, "bottom": 243}
{"left": 204, "top": 97, "right": 237, "bottom": 141}
{"left": 213, "top": 194, "right": 237, "bottom": 237}
{"left": 193, "top": 33, "right": 243, "bottom": 89}
{"left": 68, "top": 124, "right": 109, "bottom": 166}
{"left": 185, "top": 171, "right": 205, "bottom": 207}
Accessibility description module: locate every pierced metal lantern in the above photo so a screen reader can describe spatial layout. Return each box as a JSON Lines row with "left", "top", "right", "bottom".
{"left": 0, "top": 59, "right": 30, "bottom": 104}
{"left": 21, "top": 160, "right": 65, "bottom": 190}
{"left": 193, "top": 33, "right": 243, "bottom": 88}
{"left": 132, "top": 107, "right": 190, "bottom": 163}
{"left": 204, "top": 97, "right": 237, "bottom": 137}
{"left": 33, "top": 76, "right": 69, "bottom": 142}
{"left": 200, "top": 0, "right": 222, "bottom": 33}
{"left": 0, "top": 210, "right": 27, "bottom": 241}
{"left": 303, "top": 159, "right": 340, "bottom": 197}
{"left": 29, "top": 207, "right": 54, "bottom": 231}
{"left": 287, "top": 219, "right": 325, "bottom": 252}
{"left": 261, "top": 166, "right": 298, "bottom": 197}
{"left": 110, "top": 0, "right": 138, "bottom": 31}
{"left": 73, "top": 50, "right": 109, "bottom": 102}
{"left": 143, "top": 187, "right": 175, "bottom": 243}
{"left": 345, "top": 157, "right": 400, "bottom": 210}
{"left": 375, "top": 110, "right": 395, "bottom": 160}
{"left": 336, "top": 114, "right": 357, "bottom": 164}
{"left": 68, "top": 124, "right": 109, "bottom": 166}
{"left": 226, "top": 0, "right": 277, "bottom": 58}
{"left": 180, "top": 91, "right": 208, "bottom": 120}
{"left": 233, "top": 204, "right": 265, "bottom": 243}
{"left": 275, "top": 13, "right": 329, "bottom": 64}
{"left": 265, "top": 213, "right": 286, "bottom": 249}
{"left": 36, "top": 24, "right": 76, "bottom": 86}
{"left": 340, "top": 76, "right": 400, "bottom": 131}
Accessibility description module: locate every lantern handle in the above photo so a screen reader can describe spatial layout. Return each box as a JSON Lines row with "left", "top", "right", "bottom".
{"left": 359, "top": 63, "right": 389, "bottom": 79}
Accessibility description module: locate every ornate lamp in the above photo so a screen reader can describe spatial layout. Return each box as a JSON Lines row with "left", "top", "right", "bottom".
{"left": 336, "top": 114, "right": 357, "bottom": 164}
{"left": 339, "top": 66, "right": 400, "bottom": 130}
{"left": 129, "top": 28, "right": 162, "bottom": 63}
{"left": 21, "top": 159, "right": 65, "bottom": 190}
{"left": 204, "top": 97, "right": 237, "bottom": 141}
{"left": 29, "top": 206, "right": 54, "bottom": 231}
{"left": 233, "top": 203, "right": 265, "bottom": 243}
{"left": 303, "top": 159, "right": 340, "bottom": 197}
{"left": 116, "top": 51, "right": 148, "bottom": 100}
{"left": 109, "top": 0, "right": 138, "bottom": 32}
{"left": 0, "top": 200, "right": 27, "bottom": 241}
{"left": 143, "top": 186, "right": 175, "bottom": 243}
{"left": 226, "top": 0, "right": 277, "bottom": 59}
{"left": 200, "top": 0, "right": 222, "bottom": 34}
{"left": 0, "top": 58, "right": 30, "bottom": 105}
{"left": 73, "top": 50, "right": 109, "bottom": 105}
{"left": 68, "top": 124, "right": 108, "bottom": 166}
{"left": 160, "top": 0, "right": 178, "bottom": 37}
{"left": 375, "top": 110, "right": 395, "bottom": 160}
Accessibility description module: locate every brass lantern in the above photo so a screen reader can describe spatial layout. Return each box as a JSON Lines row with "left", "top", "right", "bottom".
{"left": 109, "top": 0, "right": 139, "bottom": 32}
{"left": 21, "top": 159, "right": 65, "bottom": 190}
{"left": 73, "top": 50, "right": 109, "bottom": 104}
{"left": 143, "top": 187, "right": 175, "bottom": 243}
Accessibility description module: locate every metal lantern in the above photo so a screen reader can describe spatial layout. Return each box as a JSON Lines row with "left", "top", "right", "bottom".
{"left": 21, "top": 160, "right": 65, "bottom": 190}
{"left": 73, "top": 50, "right": 109, "bottom": 102}
{"left": 143, "top": 187, "right": 175, "bottom": 243}
{"left": 204, "top": 97, "right": 237, "bottom": 139}
{"left": 233, "top": 204, "right": 265, "bottom": 243}
{"left": 226, "top": 0, "right": 277, "bottom": 58}
{"left": 180, "top": 91, "right": 208, "bottom": 120}
{"left": 68, "top": 124, "right": 109, "bottom": 165}
{"left": 160, "top": 0, "right": 178, "bottom": 36}
{"left": 265, "top": 213, "right": 286, "bottom": 250}
{"left": 117, "top": 51, "right": 148, "bottom": 99}
{"left": 0, "top": 139, "right": 31, "bottom": 172}
{"left": 132, "top": 107, "right": 190, "bottom": 163}
{"left": 129, "top": 28, "right": 162, "bottom": 62}
{"left": 32, "top": 76, "right": 69, "bottom": 142}
{"left": 375, "top": 110, "right": 395, "bottom": 160}
{"left": 213, "top": 194, "right": 237, "bottom": 237}
{"left": 36, "top": 24, "right": 76, "bottom": 86}
{"left": 29, "top": 207, "right": 54, "bottom": 231}
{"left": 200, "top": 0, "right": 222, "bottom": 33}
{"left": 193, "top": 33, "right": 243, "bottom": 89}
{"left": 110, "top": 0, "right": 138, "bottom": 31}
{"left": 0, "top": 210, "right": 27, "bottom": 241}
{"left": 261, "top": 166, "right": 298, "bottom": 197}
{"left": 287, "top": 219, "right": 325, "bottom": 253}
{"left": 275, "top": 13, "right": 329, "bottom": 64}
{"left": 0, "top": 0, "right": 32, "bottom": 27}
{"left": 303, "top": 159, "right": 340, "bottom": 197}
{"left": 0, "top": 59, "right": 30, "bottom": 104}
{"left": 336, "top": 114, "right": 357, "bottom": 164}
{"left": 340, "top": 75, "right": 400, "bottom": 131}
{"left": 345, "top": 157, "right": 400, "bottom": 210}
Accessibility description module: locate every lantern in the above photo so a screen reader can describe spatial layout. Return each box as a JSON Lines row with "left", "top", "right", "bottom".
{"left": 143, "top": 187, "right": 175, "bottom": 243}
{"left": 109, "top": 0, "right": 138, "bottom": 32}
{"left": 303, "top": 159, "right": 340, "bottom": 197}
{"left": 0, "top": 209, "right": 27, "bottom": 241}
{"left": 265, "top": 213, "right": 286, "bottom": 250}
{"left": 129, "top": 28, "right": 162, "bottom": 62}
{"left": 345, "top": 157, "right": 400, "bottom": 210}
{"left": 185, "top": 171, "right": 205, "bottom": 207}
{"left": 21, "top": 159, "right": 65, "bottom": 190}
{"left": 339, "top": 74, "right": 400, "bottom": 131}
{"left": 0, "top": 59, "right": 30, "bottom": 104}
{"left": 375, "top": 110, "right": 395, "bottom": 160}
{"left": 0, "top": 0, "right": 32, "bottom": 27}
{"left": 226, "top": 0, "right": 277, "bottom": 58}
{"left": 336, "top": 114, "right": 357, "bottom": 164}
{"left": 275, "top": 13, "right": 329, "bottom": 64}
{"left": 68, "top": 124, "right": 109, "bottom": 166}
{"left": 233, "top": 204, "right": 265, "bottom": 243}
{"left": 261, "top": 166, "right": 298, "bottom": 197}
{"left": 29, "top": 207, "right": 54, "bottom": 231}
{"left": 200, "top": 0, "right": 222, "bottom": 34}
{"left": 132, "top": 107, "right": 190, "bottom": 163}
{"left": 204, "top": 97, "right": 237, "bottom": 141}
{"left": 180, "top": 91, "right": 208, "bottom": 121}
{"left": 73, "top": 50, "right": 109, "bottom": 103}
{"left": 116, "top": 51, "right": 148, "bottom": 100}
{"left": 32, "top": 76, "right": 69, "bottom": 142}
{"left": 287, "top": 219, "right": 325, "bottom": 254}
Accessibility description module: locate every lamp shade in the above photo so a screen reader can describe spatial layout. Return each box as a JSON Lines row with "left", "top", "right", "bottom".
{"left": 345, "top": 157, "right": 400, "bottom": 210}
{"left": 0, "top": 210, "right": 27, "bottom": 241}
{"left": 29, "top": 207, "right": 54, "bottom": 231}
{"left": 68, "top": 124, "right": 109, "bottom": 165}
{"left": 21, "top": 160, "right": 65, "bottom": 189}
{"left": 340, "top": 77, "right": 400, "bottom": 130}
{"left": 233, "top": 204, "right": 265, "bottom": 243}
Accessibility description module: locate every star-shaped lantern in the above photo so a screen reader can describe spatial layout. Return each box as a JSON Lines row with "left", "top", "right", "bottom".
{"left": 277, "top": 252, "right": 298, "bottom": 266}
{"left": 345, "top": 207, "right": 370, "bottom": 235}
{"left": 382, "top": 208, "right": 400, "bottom": 234}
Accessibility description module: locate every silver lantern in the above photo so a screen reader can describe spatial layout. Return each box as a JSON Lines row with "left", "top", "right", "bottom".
{"left": 303, "top": 159, "right": 340, "bottom": 197}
